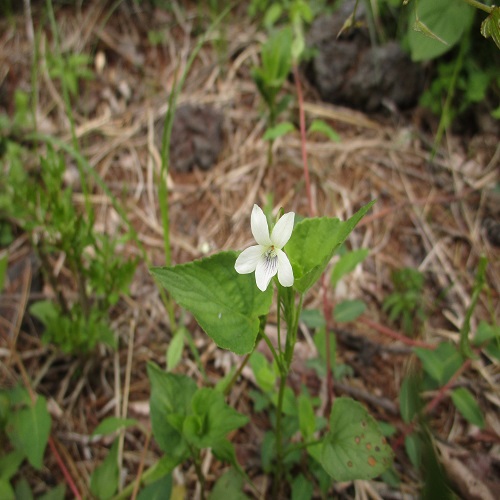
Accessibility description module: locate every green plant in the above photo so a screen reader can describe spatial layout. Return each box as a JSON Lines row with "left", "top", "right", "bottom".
{"left": 46, "top": 51, "right": 94, "bottom": 97}
{"left": 383, "top": 267, "right": 426, "bottom": 335}
{"left": 150, "top": 200, "right": 395, "bottom": 497}
{"left": 252, "top": 27, "right": 293, "bottom": 129}
{"left": 1, "top": 146, "right": 136, "bottom": 354}
{"left": 0, "top": 387, "right": 52, "bottom": 499}
{"left": 397, "top": 257, "right": 495, "bottom": 491}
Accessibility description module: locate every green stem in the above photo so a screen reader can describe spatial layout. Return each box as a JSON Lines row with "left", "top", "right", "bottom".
{"left": 273, "top": 372, "right": 287, "bottom": 499}
{"left": 462, "top": 0, "right": 492, "bottom": 13}
{"left": 223, "top": 352, "right": 252, "bottom": 397}
{"left": 283, "top": 438, "right": 322, "bottom": 457}
{"left": 432, "top": 37, "right": 466, "bottom": 156}
{"left": 45, "top": 0, "right": 92, "bottom": 218}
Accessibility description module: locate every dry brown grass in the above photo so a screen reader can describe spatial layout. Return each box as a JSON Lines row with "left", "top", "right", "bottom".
{"left": 1, "top": 1, "right": 499, "bottom": 498}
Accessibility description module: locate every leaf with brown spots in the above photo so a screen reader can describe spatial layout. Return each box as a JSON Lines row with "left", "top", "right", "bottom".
{"left": 320, "top": 397, "right": 393, "bottom": 481}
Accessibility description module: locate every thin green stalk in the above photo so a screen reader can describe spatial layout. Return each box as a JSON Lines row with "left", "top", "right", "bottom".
{"left": 273, "top": 372, "right": 287, "bottom": 499}
{"left": 462, "top": 0, "right": 492, "bottom": 13}
{"left": 158, "top": 4, "right": 233, "bottom": 267}
{"left": 45, "top": 0, "right": 92, "bottom": 218}
{"left": 431, "top": 38, "right": 465, "bottom": 156}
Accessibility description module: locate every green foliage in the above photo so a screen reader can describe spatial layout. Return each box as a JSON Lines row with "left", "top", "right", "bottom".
{"left": 481, "top": 7, "right": 500, "bottom": 50}
{"left": 147, "top": 362, "right": 248, "bottom": 470}
{"left": 308, "top": 119, "right": 341, "bottom": 143}
{"left": 333, "top": 299, "right": 366, "bottom": 323}
{"left": 383, "top": 267, "right": 426, "bottom": 335}
{"left": 166, "top": 327, "right": 186, "bottom": 371}
{"left": 319, "top": 398, "right": 393, "bottom": 481}
{"left": 209, "top": 469, "right": 248, "bottom": 500}
{"left": 399, "top": 374, "right": 422, "bottom": 424}
{"left": 414, "top": 342, "right": 464, "bottom": 387}
{"left": 90, "top": 439, "right": 120, "bottom": 500}
{"left": 407, "top": 0, "right": 475, "bottom": 61}
{"left": 473, "top": 320, "right": 500, "bottom": 360}
{"left": 252, "top": 27, "right": 293, "bottom": 126}
{"left": 451, "top": 387, "right": 485, "bottom": 428}
{"left": 151, "top": 252, "right": 273, "bottom": 355}
{"left": 330, "top": 248, "right": 368, "bottom": 288}
{"left": 0, "top": 387, "right": 51, "bottom": 497}
{"left": 91, "top": 417, "right": 139, "bottom": 437}
{"left": 46, "top": 51, "right": 94, "bottom": 97}
{"left": 263, "top": 121, "right": 295, "bottom": 141}
{"left": 286, "top": 201, "right": 376, "bottom": 294}
{"left": 1, "top": 144, "right": 137, "bottom": 354}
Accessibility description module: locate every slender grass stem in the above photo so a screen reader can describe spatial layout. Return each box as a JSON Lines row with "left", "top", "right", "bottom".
{"left": 45, "top": 0, "right": 92, "bottom": 218}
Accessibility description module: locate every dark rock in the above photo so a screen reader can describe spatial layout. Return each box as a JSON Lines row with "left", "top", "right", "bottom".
{"left": 306, "top": 4, "right": 424, "bottom": 111}
{"left": 160, "top": 104, "right": 224, "bottom": 172}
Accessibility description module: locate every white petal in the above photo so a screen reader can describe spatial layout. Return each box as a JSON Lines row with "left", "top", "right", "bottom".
{"left": 235, "top": 245, "right": 264, "bottom": 274}
{"left": 276, "top": 249, "right": 294, "bottom": 287}
{"left": 271, "top": 211, "right": 295, "bottom": 249}
{"left": 255, "top": 253, "right": 278, "bottom": 291}
{"left": 251, "top": 205, "right": 272, "bottom": 247}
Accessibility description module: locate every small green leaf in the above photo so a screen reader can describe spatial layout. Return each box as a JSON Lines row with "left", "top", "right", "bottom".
{"left": 399, "top": 375, "right": 421, "bottom": 424}
{"left": 451, "top": 387, "right": 485, "bottom": 429}
{"left": 184, "top": 388, "right": 248, "bottom": 449}
{"left": 92, "top": 417, "right": 138, "bottom": 437}
{"left": 6, "top": 396, "right": 51, "bottom": 470}
{"left": 90, "top": 439, "right": 119, "bottom": 500}
{"left": 263, "top": 4, "right": 283, "bottom": 30}
{"left": 404, "top": 433, "right": 422, "bottom": 468}
{"left": 250, "top": 351, "right": 276, "bottom": 392}
{"left": 137, "top": 474, "right": 172, "bottom": 500}
{"left": 151, "top": 252, "right": 273, "bottom": 355}
{"left": 0, "top": 254, "right": 8, "bottom": 293}
{"left": 300, "top": 309, "right": 325, "bottom": 329}
{"left": 209, "top": 469, "right": 248, "bottom": 500}
{"left": 308, "top": 119, "right": 341, "bottom": 142}
{"left": 331, "top": 249, "right": 368, "bottom": 288}
{"left": 38, "top": 484, "right": 66, "bottom": 500}
{"left": 287, "top": 201, "right": 375, "bottom": 293}
{"left": 0, "top": 451, "right": 24, "bottom": 481}
{"left": 321, "top": 397, "right": 393, "bottom": 481}
{"left": 414, "top": 342, "right": 463, "bottom": 386}
{"left": 481, "top": 7, "right": 500, "bottom": 50}
{"left": 333, "top": 299, "right": 366, "bottom": 323}
{"left": 147, "top": 362, "right": 196, "bottom": 457}
{"left": 14, "top": 478, "right": 33, "bottom": 500}
{"left": 298, "top": 394, "right": 316, "bottom": 439}
{"left": 166, "top": 327, "right": 186, "bottom": 372}
{"left": 473, "top": 321, "right": 500, "bottom": 346}
{"left": 263, "top": 121, "right": 295, "bottom": 141}
{"left": 291, "top": 474, "right": 313, "bottom": 500}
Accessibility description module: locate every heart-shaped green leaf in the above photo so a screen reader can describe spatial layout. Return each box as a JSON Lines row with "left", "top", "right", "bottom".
{"left": 151, "top": 252, "right": 272, "bottom": 355}
{"left": 408, "top": 0, "right": 474, "bottom": 61}
{"left": 286, "top": 201, "right": 375, "bottom": 293}
{"left": 321, "top": 397, "right": 393, "bottom": 481}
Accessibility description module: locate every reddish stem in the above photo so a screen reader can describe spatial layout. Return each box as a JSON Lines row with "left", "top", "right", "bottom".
{"left": 48, "top": 437, "right": 82, "bottom": 500}
{"left": 358, "top": 316, "right": 437, "bottom": 350}
{"left": 293, "top": 64, "right": 314, "bottom": 217}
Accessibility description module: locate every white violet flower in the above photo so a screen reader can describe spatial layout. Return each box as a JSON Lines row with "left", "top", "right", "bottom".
{"left": 235, "top": 204, "right": 295, "bottom": 291}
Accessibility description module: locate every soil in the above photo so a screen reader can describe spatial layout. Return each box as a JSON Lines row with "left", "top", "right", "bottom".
{"left": 0, "top": 1, "right": 499, "bottom": 499}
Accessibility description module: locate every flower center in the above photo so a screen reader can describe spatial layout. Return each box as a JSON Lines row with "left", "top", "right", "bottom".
{"left": 265, "top": 246, "right": 277, "bottom": 259}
